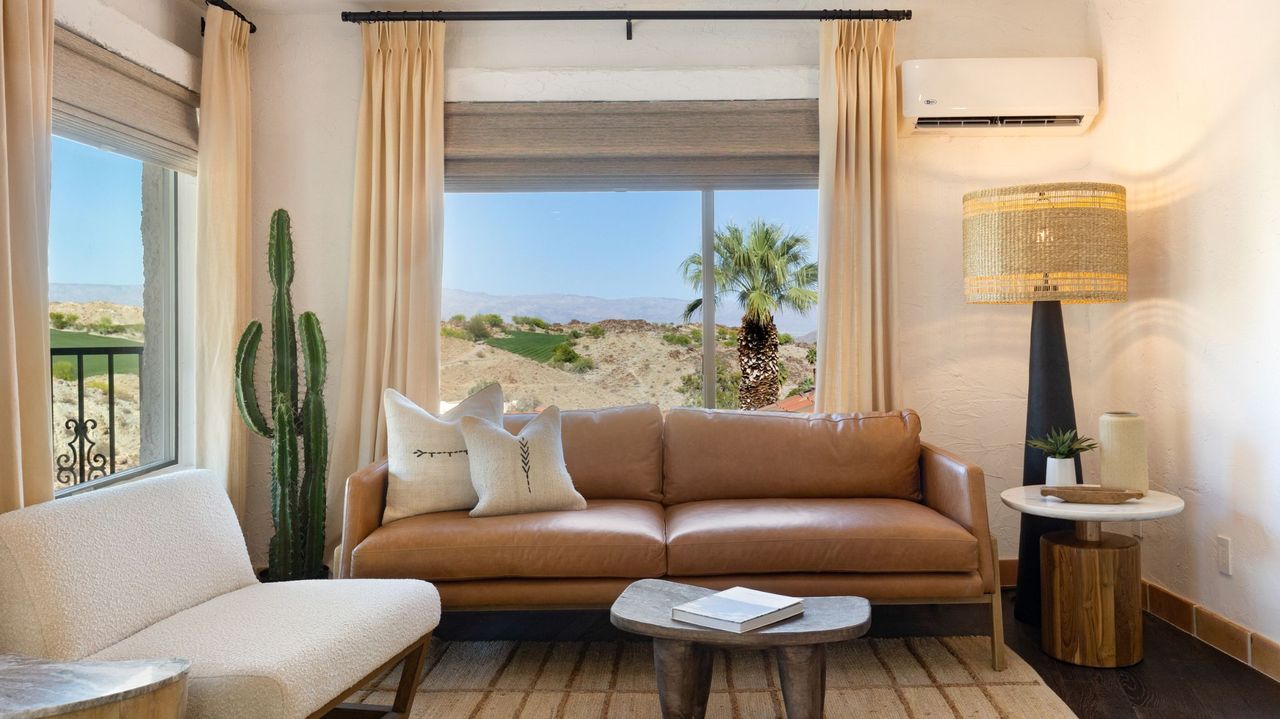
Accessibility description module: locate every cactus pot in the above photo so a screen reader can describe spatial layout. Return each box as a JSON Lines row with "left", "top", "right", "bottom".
{"left": 258, "top": 566, "right": 330, "bottom": 583}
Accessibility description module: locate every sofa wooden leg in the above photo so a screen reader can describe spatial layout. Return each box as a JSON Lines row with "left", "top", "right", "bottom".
{"left": 392, "top": 634, "right": 431, "bottom": 714}
{"left": 989, "top": 539, "right": 1007, "bottom": 671}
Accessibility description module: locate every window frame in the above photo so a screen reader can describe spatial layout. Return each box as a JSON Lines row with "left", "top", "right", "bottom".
{"left": 50, "top": 148, "right": 182, "bottom": 499}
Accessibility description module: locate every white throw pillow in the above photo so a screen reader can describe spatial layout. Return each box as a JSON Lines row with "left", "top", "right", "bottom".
{"left": 461, "top": 406, "right": 588, "bottom": 518}
{"left": 382, "top": 384, "right": 504, "bottom": 522}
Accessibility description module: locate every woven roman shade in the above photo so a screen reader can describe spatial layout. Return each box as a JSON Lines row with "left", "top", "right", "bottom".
{"left": 444, "top": 100, "right": 818, "bottom": 191}
{"left": 52, "top": 27, "right": 199, "bottom": 174}
{"left": 962, "top": 182, "right": 1128, "bottom": 304}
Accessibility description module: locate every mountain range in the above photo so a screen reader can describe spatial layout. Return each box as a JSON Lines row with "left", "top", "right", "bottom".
{"left": 45, "top": 284, "right": 818, "bottom": 336}
{"left": 443, "top": 288, "right": 818, "bottom": 336}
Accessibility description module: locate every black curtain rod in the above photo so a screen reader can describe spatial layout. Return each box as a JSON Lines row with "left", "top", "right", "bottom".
{"left": 339, "top": 9, "right": 912, "bottom": 25}
{"left": 203, "top": 0, "right": 257, "bottom": 34}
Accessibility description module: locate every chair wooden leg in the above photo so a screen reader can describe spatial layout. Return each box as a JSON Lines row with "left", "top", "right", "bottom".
{"left": 392, "top": 634, "right": 431, "bottom": 714}
{"left": 989, "top": 539, "right": 1007, "bottom": 671}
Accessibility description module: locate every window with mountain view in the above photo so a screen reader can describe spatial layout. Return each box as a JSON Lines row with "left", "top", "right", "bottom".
{"left": 48, "top": 136, "right": 178, "bottom": 492}
{"left": 441, "top": 188, "right": 818, "bottom": 413}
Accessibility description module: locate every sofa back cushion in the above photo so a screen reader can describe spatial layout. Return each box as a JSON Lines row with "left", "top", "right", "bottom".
{"left": 0, "top": 469, "right": 256, "bottom": 659}
{"left": 503, "top": 404, "right": 663, "bottom": 501}
{"left": 662, "top": 408, "right": 923, "bottom": 504}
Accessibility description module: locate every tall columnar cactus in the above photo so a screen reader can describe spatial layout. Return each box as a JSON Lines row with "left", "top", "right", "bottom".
{"left": 235, "top": 209, "right": 329, "bottom": 581}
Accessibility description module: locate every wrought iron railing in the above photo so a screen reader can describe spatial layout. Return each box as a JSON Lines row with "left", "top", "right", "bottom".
{"left": 50, "top": 346, "right": 144, "bottom": 489}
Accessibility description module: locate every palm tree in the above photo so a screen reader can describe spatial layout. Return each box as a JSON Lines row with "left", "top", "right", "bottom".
{"left": 681, "top": 220, "right": 818, "bottom": 410}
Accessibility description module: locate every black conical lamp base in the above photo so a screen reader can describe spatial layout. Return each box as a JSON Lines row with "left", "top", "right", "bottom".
{"left": 1013, "top": 300, "right": 1082, "bottom": 625}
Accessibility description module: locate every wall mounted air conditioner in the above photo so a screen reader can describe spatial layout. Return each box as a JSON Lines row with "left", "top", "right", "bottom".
{"left": 900, "top": 57, "right": 1099, "bottom": 136}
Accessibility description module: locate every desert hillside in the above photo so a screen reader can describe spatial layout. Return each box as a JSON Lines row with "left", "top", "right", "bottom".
{"left": 440, "top": 318, "right": 815, "bottom": 412}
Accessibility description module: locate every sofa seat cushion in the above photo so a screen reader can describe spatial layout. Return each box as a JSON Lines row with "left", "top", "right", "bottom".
{"left": 90, "top": 579, "right": 440, "bottom": 719}
{"left": 665, "top": 498, "right": 979, "bottom": 576}
{"left": 352, "top": 500, "right": 667, "bottom": 581}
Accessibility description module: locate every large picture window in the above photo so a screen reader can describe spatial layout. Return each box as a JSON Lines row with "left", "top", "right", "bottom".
{"left": 441, "top": 188, "right": 818, "bottom": 414}
{"left": 48, "top": 136, "right": 179, "bottom": 493}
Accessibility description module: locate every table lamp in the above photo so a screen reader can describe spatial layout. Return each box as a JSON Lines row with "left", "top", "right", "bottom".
{"left": 962, "top": 181, "right": 1128, "bottom": 625}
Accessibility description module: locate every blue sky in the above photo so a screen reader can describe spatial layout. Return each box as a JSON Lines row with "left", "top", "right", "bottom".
{"left": 49, "top": 136, "right": 145, "bottom": 286}
{"left": 443, "top": 188, "right": 819, "bottom": 301}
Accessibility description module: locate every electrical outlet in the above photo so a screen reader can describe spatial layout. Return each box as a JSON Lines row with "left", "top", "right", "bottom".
{"left": 1216, "top": 535, "right": 1233, "bottom": 576}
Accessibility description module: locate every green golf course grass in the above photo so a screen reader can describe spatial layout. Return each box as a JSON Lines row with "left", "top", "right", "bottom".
{"left": 484, "top": 330, "right": 567, "bottom": 363}
{"left": 50, "top": 329, "right": 142, "bottom": 379}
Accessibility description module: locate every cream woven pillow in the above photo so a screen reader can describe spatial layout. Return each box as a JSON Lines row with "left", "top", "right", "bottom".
{"left": 383, "top": 384, "right": 504, "bottom": 523}
{"left": 460, "top": 406, "right": 587, "bottom": 518}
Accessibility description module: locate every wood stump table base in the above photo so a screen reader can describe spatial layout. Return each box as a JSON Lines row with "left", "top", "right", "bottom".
{"left": 1040, "top": 525, "right": 1142, "bottom": 667}
{"left": 652, "top": 639, "right": 827, "bottom": 719}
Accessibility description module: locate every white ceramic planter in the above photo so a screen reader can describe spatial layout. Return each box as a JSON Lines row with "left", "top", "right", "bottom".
{"left": 1045, "top": 456, "right": 1077, "bottom": 487}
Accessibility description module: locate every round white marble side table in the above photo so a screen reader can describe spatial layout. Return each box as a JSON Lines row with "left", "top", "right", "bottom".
{"left": 0, "top": 655, "right": 189, "bottom": 719}
{"left": 1000, "top": 485, "right": 1185, "bottom": 668}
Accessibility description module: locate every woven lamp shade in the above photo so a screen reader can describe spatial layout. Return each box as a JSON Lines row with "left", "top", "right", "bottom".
{"left": 963, "top": 182, "right": 1128, "bottom": 304}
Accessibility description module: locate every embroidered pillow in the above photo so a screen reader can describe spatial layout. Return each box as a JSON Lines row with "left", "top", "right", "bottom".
{"left": 382, "top": 383, "right": 504, "bottom": 522}
{"left": 460, "top": 406, "right": 587, "bottom": 518}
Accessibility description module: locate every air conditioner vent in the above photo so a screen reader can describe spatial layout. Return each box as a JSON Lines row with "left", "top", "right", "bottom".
{"left": 998, "top": 115, "right": 1084, "bottom": 127}
{"left": 915, "top": 115, "right": 1083, "bottom": 129}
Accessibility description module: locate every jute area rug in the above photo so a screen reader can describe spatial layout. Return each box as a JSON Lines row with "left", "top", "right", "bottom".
{"left": 359, "top": 636, "right": 1077, "bottom": 718}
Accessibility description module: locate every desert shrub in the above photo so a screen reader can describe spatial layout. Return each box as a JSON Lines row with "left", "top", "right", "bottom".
{"left": 787, "top": 377, "right": 815, "bottom": 397}
{"left": 89, "top": 316, "right": 126, "bottom": 335}
{"left": 549, "top": 342, "right": 581, "bottom": 364}
{"left": 568, "top": 329, "right": 583, "bottom": 339}
{"left": 679, "top": 359, "right": 740, "bottom": 409}
{"left": 85, "top": 377, "right": 111, "bottom": 394}
{"left": 440, "top": 325, "right": 468, "bottom": 340}
{"left": 512, "top": 315, "right": 550, "bottom": 330}
{"left": 449, "top": 313, "right": 466, "bottom": 324}
{"left": 511, "top": 397, "right": 542, "bottom": 413}
{"left": 52, "top": 363, "right": 77, "bottom": 382}
{"left": 662, "top": 331, "right": 692, "bottom": 347}
{"left": 478, "top": 313, "right": 505, "bottom": 328}
{"left": 805, "top": 346, "right": 817, "bottom": 365}
{"left": 690, "top": 328, "right": 702, "bottom": 343}
{"left": 570, "top": 356, "right": 596, "bottom": 373}
{"left": 779, "top": 333, "right": 794, "bottom": 345}
{"left": 464, "top": 315, "right": 492, "bottom": 340}
{"left": 586, "top": 324, "right": 605, "bottom": 338}
{"left": 49, "top": 311, "right": 78, "bottom": 330}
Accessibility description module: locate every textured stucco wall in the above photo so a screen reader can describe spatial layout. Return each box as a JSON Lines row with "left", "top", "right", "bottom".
{"left": 242, "top": 0, "right": 1097, "bottom": 563}
{"left": 1083, "top": 0, "right": 1280, "bottom": 640}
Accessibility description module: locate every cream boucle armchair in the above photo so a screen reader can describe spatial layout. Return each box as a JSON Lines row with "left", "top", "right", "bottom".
{"left": 0, "top": 469, "right": 440, "bottom": 719}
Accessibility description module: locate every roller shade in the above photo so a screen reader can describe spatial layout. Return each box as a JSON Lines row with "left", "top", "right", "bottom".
{"left": 444, "top": 100, "right": 818, "bottom": 191}
{"left": 52, "top": 27, "right": 199, "bottom": 174}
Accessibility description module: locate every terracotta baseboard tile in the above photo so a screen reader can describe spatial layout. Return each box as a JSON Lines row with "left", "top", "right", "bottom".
{"left": 1250, "top": 633, "right": 1280, "bottom": 683}
{"left": 1146, "top": 582, "right": 1195, "bottom": 634}
{"left": 1194, "top": 606, "right": 1251, "bottom": 663}
{"left": 999, "top": 558, "right": 1018, "bottom": 588}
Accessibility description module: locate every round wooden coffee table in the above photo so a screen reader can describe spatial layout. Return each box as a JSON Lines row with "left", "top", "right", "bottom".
{"left": 610, "top": 579, "right": 871, "bottom": 719}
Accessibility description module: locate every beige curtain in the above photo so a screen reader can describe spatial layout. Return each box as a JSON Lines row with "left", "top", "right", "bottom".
{"left": 329, "top": 22, "right": 445, "bottom": 555}
{"left": 194, "top": 7, "right": 253, "bottom": 520}
{"left": 815, "top": 20, "right": 898, "bottom": 414}
{"left": 0, "top": 0, "right": 54, "bottom": 512}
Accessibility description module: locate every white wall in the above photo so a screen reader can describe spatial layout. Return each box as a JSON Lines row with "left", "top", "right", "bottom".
{"left": 243, "top": 0, "right": 1098, "bottom": 563}
{"left": 1083, "top": 0, "right": 1280, "bottom": 640}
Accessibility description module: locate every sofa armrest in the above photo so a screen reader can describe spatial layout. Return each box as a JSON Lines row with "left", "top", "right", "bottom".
{"left": 340, "top": 460, "right": 389, "bottom": 578}
{"left": 920, "top": 442, "right": 996, "bottom": 593}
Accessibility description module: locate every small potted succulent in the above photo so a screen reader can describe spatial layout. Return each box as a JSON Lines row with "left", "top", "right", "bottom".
{"left": 1027, "top": 428, "right": 1097, "bottom": 487}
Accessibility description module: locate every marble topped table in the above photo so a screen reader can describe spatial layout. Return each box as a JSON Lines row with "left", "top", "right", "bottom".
{"left": 1000, "top": 485, "right": 1185, "bottom": 668}
{"left": 0, "top": 655, "right": 189, "bottom": 719}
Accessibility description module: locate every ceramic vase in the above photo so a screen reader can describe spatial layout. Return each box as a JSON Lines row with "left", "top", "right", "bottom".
{"left": 1100, "top": 411, "right": 1148, "bottom": 495}
{"left": 1045, "top": 456, "right": 1076, "bottom": 487}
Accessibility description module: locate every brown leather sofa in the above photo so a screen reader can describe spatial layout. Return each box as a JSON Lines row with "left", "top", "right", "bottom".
{"left": 340, "top": 405, "right": 1005, "bottom": 669}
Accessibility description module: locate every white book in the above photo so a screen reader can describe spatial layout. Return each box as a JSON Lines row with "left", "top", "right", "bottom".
{"left": 671, "top": 587, "right": 804, "bottom": 633}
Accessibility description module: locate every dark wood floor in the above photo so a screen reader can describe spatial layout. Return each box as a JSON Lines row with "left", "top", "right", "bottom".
{"left": 438, "top": 590, "right": 1280, "bottom": 719}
